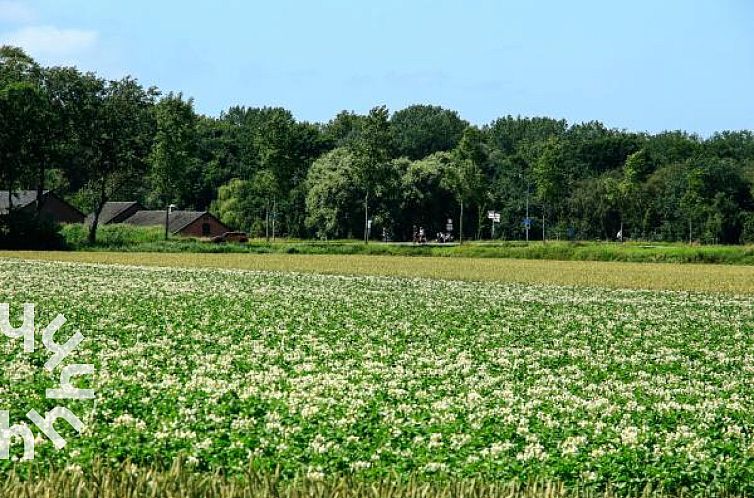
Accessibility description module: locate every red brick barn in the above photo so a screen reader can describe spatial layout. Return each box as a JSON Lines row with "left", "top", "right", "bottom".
{"left": 0, "top": 190, "right": 84, "bottom": 224}
{"left": 123, "top": 210, "right": 231, "bottom": 238}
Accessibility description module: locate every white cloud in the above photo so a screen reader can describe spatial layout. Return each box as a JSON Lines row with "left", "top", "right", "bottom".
{"left": 0, "top": 1, "right": 35, "bottom": 24}
{"left": 0, "top": 25, "right": 98, "bottom": 60}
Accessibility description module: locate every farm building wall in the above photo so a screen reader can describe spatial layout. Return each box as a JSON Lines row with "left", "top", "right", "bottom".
{"left": 178, "top": 214, "right": 230, "bottom": 238}
{"left": 23, "top": 195, "right": 85, "bottom": 224}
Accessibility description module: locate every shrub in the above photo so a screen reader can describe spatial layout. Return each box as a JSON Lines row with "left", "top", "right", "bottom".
{"left": 741, "top": 212, "right": 754, "bottom": 244}
{"left": 0, "top": 210, "right": 67, "bottom": 250}
{"left": 62, "top": 223, "right": 164, "bottom": 248}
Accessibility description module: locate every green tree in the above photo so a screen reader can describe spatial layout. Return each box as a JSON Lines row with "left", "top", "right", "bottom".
{"left": 84, "top": 77, "right": 156, "bottom": 244}
{"left": 321, "top": 110, "right": 366, "bottom": 148}
{"left": 533, "top": 138, "right": 568, "bottom": 239}
{"left": 680, "top": 166, "right": 705, "bottom": 243}
{"left": 353, "top": 105, "right": 393, "bottom": 243}
{"left": 452, "top": 127, "right": 489, "bottom": 241}
{"left": 149, "top": 92, "right": 198, "bottom": 212}
{"left": 213, "top": 178, "right": 249, "bottom": 234}
{"left": 391, "top": 105, "right": 467, "bottom": 160}
{"left": 617, "top": 149, "right": 650, "bottom": 238}
{"left": 212, "top": 175, "right": 279, "bottom": 237}
{"left": 0, "top": 47, "right": 46, "bottom": 207}
{"left": 401, "top": 152, "right": 457, "bottom": 237}
{"left": 251, "top": 169, "right": 280, "bottom": 239}
{"left": 305, "top": 147, "right": 362, "bottom": 238}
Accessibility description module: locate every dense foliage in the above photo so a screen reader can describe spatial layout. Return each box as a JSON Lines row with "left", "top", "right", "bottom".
{"left": 2, "top": 47, "right": 753, "bottom": 243}
{"left": 3, "top": 259, "right": 754, "bottom": 494}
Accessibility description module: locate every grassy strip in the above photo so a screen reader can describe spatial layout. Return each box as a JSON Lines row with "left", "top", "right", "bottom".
{"left": 60, "top": 224, "right": 754, "bottom": 265}
{"left": 4, "top": 250, "right": 754, "bottom": 293}
{"left": 1, "top": 461, "right": 708, "bottom": 498}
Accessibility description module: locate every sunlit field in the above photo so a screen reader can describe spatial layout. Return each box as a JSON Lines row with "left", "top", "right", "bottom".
{"left": 3, "top": 250, "right": 754, "bottom": 293}
{"left": 2, "top": 257, "right": 754, "bottom": 495}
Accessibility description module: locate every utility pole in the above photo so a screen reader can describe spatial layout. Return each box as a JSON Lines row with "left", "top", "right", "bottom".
{"left": 518, "top": 171, "right": 531, "bottom": 243}
{"left": 265, "top": 202, "right": 269, "bottom": 242}
{"left": 459, "top": 201, "right": 463, "bottom": 245}
{"left": 363, "top": 191, "right": 369, "bottom": 244}
{"left": 542, "top": 210, "right": 545, "bottom": 242}
{"left": 525, "top": 181, "right": 530, "bottom": 242}
{"left": 165, "top": 204, "right": 177, "bottom": 241}
{"left": 272, "top": 197, "right": 276, "bottom": 242}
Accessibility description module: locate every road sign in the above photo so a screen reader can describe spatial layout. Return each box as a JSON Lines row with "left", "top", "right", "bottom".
{"left": 523, "top": 217, "right": 531, "bottom": 229}
{"left": 487, "top": 210, "right": 496, "bottom": 220}
{"left": 493, "top": 214, "right": 500, "bottom": 223}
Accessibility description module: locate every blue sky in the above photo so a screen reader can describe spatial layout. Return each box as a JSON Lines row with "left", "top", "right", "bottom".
{"left": 1, "top": 0, "right": 752, "bottom": 135}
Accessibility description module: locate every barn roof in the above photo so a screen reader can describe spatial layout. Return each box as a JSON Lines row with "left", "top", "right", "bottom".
{"left": 0, "top": 190, "right": 49, "bottom": 213}
{"left": 123, "top": 210, "right": 212, "bottom": 234}
{"left": 86, "top": 201, "right": 143, "bottom": 225}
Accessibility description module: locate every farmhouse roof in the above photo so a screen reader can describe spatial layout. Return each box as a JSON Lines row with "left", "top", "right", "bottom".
{"left": 87, "top": 201, "right": 144, "bottom": 225}
{"left": 123, "top": 210, "right": 210, "bottom": 234}
{"left": 0, "top": 190, "right": 48, "bottom": 213}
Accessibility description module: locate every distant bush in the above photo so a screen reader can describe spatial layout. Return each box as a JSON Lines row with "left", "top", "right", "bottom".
{"left": 741, "top": 213, "right": 754, "bottom": 244}
{"left": 0, "top": 210, "right": 67, "bottom": 250}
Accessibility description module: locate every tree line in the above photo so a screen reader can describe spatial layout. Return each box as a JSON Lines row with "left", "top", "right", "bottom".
{"left": 2, "top": 46, "right": 754, "bottom": 245}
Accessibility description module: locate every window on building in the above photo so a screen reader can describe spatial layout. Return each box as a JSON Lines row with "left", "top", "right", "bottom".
{"left": 202, "top": 223, "right": 211, "bottom": 236}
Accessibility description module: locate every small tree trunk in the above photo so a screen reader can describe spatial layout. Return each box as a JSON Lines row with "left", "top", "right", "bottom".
{"left": 88, "top": 188, "right": 108, "bottom": 245}
{"left": 88, "top": 209, "right": 101, "bottom": 245}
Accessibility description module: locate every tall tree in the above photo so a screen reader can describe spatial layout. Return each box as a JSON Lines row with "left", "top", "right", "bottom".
{"left": 452, "top": 127, "right": 488, "bottom": 241}
{"left": 212, "top": 174, "right": 280, "bottom": 237}
{"left": 305, "top": 147, "right": 362, "bottom": 239}
{"left": 353, "top": 105, "right": 393, "bottom": 243}
{"left": 149, "top": 92, "right": 198, "bottom": 209}
{"left": 322, "top": 110, "right": 366, "bottom": 148}
{"left": 391, "top": 105, "right": 467, "bottom": 160}
{"left": 85, "top": 77, "right": 156, "bottom": 244}
{"left": 0, "top": 82, "right": 47, "bottom": 206}
{"left": 533, "top": 138, "right": 568, "bottom": 239}
{"left": 0, "top": 47, "right": 45, "bottom": 207}
{"left": 401, "top": 152, "right": 457, "bottom": 237}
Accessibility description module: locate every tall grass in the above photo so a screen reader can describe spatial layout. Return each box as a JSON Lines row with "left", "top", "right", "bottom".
{"left": 62, "top": 224, "right": 165, "bottom": 248}
{"left": 1, "top": 461, "right": 709, "bottom": 498}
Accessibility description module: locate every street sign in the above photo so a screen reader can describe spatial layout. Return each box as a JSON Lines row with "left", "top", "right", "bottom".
{"left": 487, "top": 210, "right": 496, "bottom": 220}
{"left": 493, "top": 214, "right": 500, "bottom": 223}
